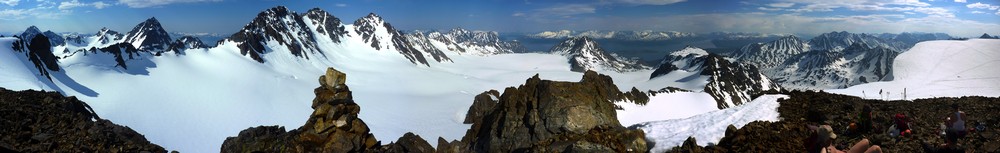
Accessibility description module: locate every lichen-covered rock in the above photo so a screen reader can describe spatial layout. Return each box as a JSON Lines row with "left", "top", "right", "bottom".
{"left": 0, "top": 88, "right": 166, "bottom": 153}
{"left": 457, "top": 70, "right": 648, "bottom": 152}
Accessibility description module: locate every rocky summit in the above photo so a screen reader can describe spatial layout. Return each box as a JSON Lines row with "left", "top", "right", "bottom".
{"left": 0, "top": 88, "right": 166, "bottom": 152}
{"left": 670, "top": 91, "right": 1000, "bottom": 152}
{"left": 454, "top": 70, "right": 649, "bottom": 152}
{"left": 220, "top": 67, "right": 433, "bottom": 152}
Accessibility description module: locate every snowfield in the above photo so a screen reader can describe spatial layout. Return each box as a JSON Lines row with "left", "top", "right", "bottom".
{"left": 630, "top": 94, "right": 788, "bottom": 153}
{"left": 1, "top": 33, "right": 725, "bottom": 152}
{"left": 828, "top": 39, "right": 1000, "bottom": 100}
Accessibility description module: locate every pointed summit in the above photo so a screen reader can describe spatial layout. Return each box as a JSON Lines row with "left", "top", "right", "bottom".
{"left": 980, "top": 33, "right": 995, "bottom": 39}
{"left": 303, "top": 7, "right": 347, "bottom": 43}
{"left": 223, "top": 5, "right": 319, "bottom": 63}
{"left": 352, "top": 12, "right": 429, "bottom": 66}
{"left": 550, "top": 36, "right": 647, "bottom": 72}
{"left": 19, "top": 26, "right": 43, "bottom": 40}
{"left": 123, "top": 17, "right": 173, "bottom": 52}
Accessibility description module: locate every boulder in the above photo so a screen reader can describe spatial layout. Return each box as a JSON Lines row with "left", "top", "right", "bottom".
{"left": 457, "top": 70, "right": 649, "bottom": 152}
{"left": 463, "top": 90, "right": 499, "bottom": 124}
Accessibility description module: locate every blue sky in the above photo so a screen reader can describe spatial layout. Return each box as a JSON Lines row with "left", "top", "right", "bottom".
{"left": 0, "top": 0, "right": 998, "bottom": 37}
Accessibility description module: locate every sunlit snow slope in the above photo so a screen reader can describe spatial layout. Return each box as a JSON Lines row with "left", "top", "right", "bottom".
{"left": 828, "top": 39, "right": 1000, "bottom": 100}
{"left": 1, "top": 36, "right": 725, "bottom": 152}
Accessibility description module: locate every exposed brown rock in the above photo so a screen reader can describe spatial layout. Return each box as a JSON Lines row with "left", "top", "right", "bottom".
{"left": 463, "top": 90, "right": 499, "bottom": 124}
{"left": 669, "top": 91, "right": 1000, "bottom": 152}
{"left": 456, "top": 70, "right": 649, "bottom": 152}
{"left": 0, "top": 88, "right": 166, "bottom": 153}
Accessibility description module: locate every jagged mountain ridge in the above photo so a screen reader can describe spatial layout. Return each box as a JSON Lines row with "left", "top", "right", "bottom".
{"left": 549, "top": 36, "right": 648, "bottom": 72}
{"left": 353, "top": 13, "right": 429, "bottom": 66}
{"left": 650, "top": 46, "right": 781, "bottom": 109}
{"left": 727, "top": 31, "right": 938, "bottom": 90}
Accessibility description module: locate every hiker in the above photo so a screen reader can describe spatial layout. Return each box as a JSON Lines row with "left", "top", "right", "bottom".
{"left": 851, "top": 105, "right": 875, "bottom": 134}
{"left": 889, "top": 113, "right": 912, "bottom": 137}
{"left": 945, "top": 103, "right": 968, "bottom": 144}
{"left": 807, "top": 125, "right": 883, "bottom": 153}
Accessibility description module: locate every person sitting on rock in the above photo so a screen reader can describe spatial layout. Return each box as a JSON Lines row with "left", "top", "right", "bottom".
{"left": 889, "top": 113, "right": 912, "bottom": 138}
{"left": 851, "top": 105, "right": 875, "bottom": 134}
{"left": 945, "top": 103, "right": 968, "bottom": 144}
{"left": 808, "top": 125, "right": 883, "bottom": 153}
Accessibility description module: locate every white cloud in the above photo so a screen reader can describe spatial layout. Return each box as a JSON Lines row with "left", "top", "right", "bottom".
{"left": 0, "top": 0, "right": 18, "bottom": 6}
{"left": 954, "top": 0, "right": 966, "bottom": 3}
{"left": 967, "top": 2, "right": 999, "bottom": 10}
{"left": 93, "top": 1, "right": 109, "bottom": 9}
{"left": 768, "top": 2, "right": 795, "bottom": 8}
{"left": 512, "top": 12, "right": 525, "bottom": 17}
{"left": 58, "top": 0, "right": 86, "bottom": 10}
{"left": 59, "top": 0, "right": 111, "bottom": 10}
{"left": 913, "top": 7, "right": 954, "bottom": 17}
{"left": 617, "top": 0, "right": 685, "bottom": 5}
{"left": 117, "top": 0, "right": 220, "bottom": 8}
{"left": 0, "top": 9, "right": 28, "bottom": 20}
{"left": 335, "top": 3, "right": 346, "bottom": 7}
{"left": 758, "top": 7, "right": 783, "bottom": 11}
{"left": 971, "top": 11, "right": 985, "bottom": 14}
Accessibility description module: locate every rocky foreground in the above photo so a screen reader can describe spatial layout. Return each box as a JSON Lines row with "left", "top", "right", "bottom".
{"left": 0, "top": 88, "right": 166, "bottom": 152}
{"left": 670, "top": 91, "right": 1000, "bottom": 152}
{"left": 221, "top": 68, "right": 651, "bottom": 152}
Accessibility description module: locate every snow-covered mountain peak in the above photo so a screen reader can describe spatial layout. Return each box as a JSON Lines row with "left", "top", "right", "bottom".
{"left": 808, "top": 31, "right": 906, "bottom": 52}
{"left": 550, "top": 36, "right": 647, "bottom": 72}
{"left": 123, "top": 17, "right": 172, "bottom": 52}
{"left": 221, "top": 6, "right": 322, "bottom": 63}
{"left": 669, "top": 45, "right": 709, "bottom": 57}
{"left": 352, "top": 12, "right": 429, "bottom": 65}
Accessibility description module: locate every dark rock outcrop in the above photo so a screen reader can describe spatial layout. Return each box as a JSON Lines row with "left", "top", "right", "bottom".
{"left": 702, "top": 54, "right": 782, "bottom": 109}
{"left": 463, "top": 90, "right": 499, "bottom": 124}
{"left": 95, "top": 43, "right": 143, "bottom": 69}
{"left": 11, "top": 34, "right": 60, "bottom": 79}
{"left": 671, "top": 91, "right": 1000, "bottom": 152}
{"left": 456, "top": 70, "right": 649, "bottom": 152}
{"left": 377, "top": 132, "right": 434, "bottom": 153}
{"left": 166, "top": 36, "right": 208, "bottom": 54}
{"left": 222, "top": 67, "right": 382, "bottom": 152}
{"left": 0, "top": 88, "right": 166, "bottom": 152}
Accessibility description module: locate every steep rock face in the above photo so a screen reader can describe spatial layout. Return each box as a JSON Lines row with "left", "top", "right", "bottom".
{"left": 457, "top": 71, "right": 649, "bottom": 152}
{"left": 701, "top": 54, "right": 781, "bottom": 109}
{"left": 550, "top": 36, "right": 648, "bottom": 72}
{"left": 435, "top": 28, "right": 527, "bottom": 55}
{"left": 11, "top": 34, "right": 60, "bottom": 79}
{"left": 302, "top": 8, "right": 348, "bottom": 43}
{"left": 222, "top": 67, "right": 438, "bottom": 153}
{"left": 767, "top": 43, "right": 898, "bottom": 90}
{"left": 0, "top": 88, "right": 166, "bottom": 152}
{"left": 166, "top": 36, "right": 208, "bottom": 54}
{"left": 731, "top": 35, "right": 809, "bottom": 69}
{"left": 223, "top": 6, "right": 320, "bottom": 63}
{"left": 462, "top": 90, "right": 499, "bottom": 124}
{"left": 808, "top": 31, "right": 907, "bottom": 52}
{"left": 18, "top": 26, "right": 66, "bottom": 46}
{"left": 403, "top": 32, "right": 452, "bottom": 62}
{"left": 354, "top": 13, "right": 429, "bottom": 66}
{"left": 650, "top": 46, "right": 781, "bottom": 109}
{"left": 123, "top": 17, "right": 173, "bottom": 52}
